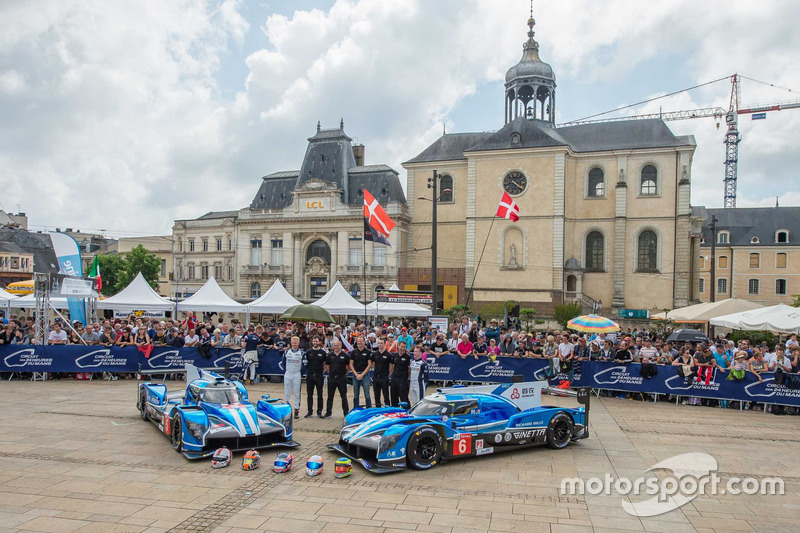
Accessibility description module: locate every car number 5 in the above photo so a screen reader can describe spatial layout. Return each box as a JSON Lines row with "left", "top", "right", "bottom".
{"left": 453, "top": 433, "right": 472, "bottom": 456}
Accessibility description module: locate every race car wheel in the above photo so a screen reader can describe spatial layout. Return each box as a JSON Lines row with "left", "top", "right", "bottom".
{"left": 139, "top": 390, "right": 148, "bottom": 421}
{"left": 171, "top": 414, "right": 183, "bottom": 452}
{"left": 546, "top": 412, "right": 574, "bottom": 449}
{"left": 406, "top": 426, "right": 443, "bottom": 470}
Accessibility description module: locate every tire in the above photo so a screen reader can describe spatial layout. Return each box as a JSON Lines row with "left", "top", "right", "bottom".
{"left": 171, "top": 413, "right": 183, "bottom": 452}
{"left": 139, "top": 390, "right": 148, "bottom": 421}
{"left": 406, "top": 426, "right": 443, "bottom": 470}
{"left": 546, "top": 412, "right": 574, "bottom": 449}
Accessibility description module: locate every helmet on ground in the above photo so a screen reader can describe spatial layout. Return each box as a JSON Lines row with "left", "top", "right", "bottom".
{"left": 242, "top": 450, "right": 260, "bottom": 471}
{"left": 211, "top": 447, "right": 232, "bottom": 469}
{"left": 334, "top": 457, "right": 352, "bottom": 479}
{"left": 273, "top": 452, "right": 293, "bottom": 473}
{"left": 306, "top": 455, "right": 324, "bottom": 476}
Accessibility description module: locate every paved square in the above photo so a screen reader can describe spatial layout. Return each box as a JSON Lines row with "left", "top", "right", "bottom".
{"left": 1, "top": 380, "right": 798, "bottom": 532}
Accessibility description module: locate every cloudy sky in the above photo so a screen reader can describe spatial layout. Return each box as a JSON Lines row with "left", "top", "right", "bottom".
{"left": 2, "top": 0, "right": 799, "bottom": 237}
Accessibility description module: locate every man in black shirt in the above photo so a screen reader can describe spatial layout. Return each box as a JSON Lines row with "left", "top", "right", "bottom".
{"left": 372, "top": 338, "right": 394, "bottom": 408}
{"left": 430, "top": 333, "right": 449, "bottom": 358}
{"left": 349, "top": 336, "right": 373, "bottom": 409}
{"left": 390, "top": 343, "right": 411, "bottom": 407}
{"left": 305, "top": 335, "right": 328, "bottom": 418}
{"left": 324, "top": 340, "right": 350, "bottom": 418}
{"left": 614, "top": 341, "right": 633, "bottom": 364}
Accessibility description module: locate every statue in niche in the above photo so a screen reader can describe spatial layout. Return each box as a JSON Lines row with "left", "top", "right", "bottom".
{"left": 508, "top": 244, "right": 518, "bottom": 267}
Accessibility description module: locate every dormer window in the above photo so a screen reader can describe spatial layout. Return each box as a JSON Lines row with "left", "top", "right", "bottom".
{"left": 750, "top": 236, "right": 760, "bottom": 244}
{"left": 717, "top": 231, "right": 730, "bottom": 244}
{"left": 510, "top": 132, "right": 521, "bottom": 145}
{"left": 776, "top": 230, "right": 789, "bottom": 243}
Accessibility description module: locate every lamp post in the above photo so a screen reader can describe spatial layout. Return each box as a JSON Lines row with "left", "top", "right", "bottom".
{"left": 419, "top": 172, "right": 451, "bottom": 313}
{"left": 709, "top": 215, "right": 718, "bottom": 303}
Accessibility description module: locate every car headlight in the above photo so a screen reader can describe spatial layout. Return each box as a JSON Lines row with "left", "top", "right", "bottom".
{"left": 378, "top": 433, "right": 402, "bottom": 455}
{"left": 184, "top": 419, "right": 206, "bottom": 440}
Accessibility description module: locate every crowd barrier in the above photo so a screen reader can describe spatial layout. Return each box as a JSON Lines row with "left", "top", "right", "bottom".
{"left": 2, "top": 345, "right": 799, "bottom": 407}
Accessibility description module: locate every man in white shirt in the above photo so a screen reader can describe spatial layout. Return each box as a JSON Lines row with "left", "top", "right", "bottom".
{"left": 48, "top": 322, "right": 68, "bottom": 345}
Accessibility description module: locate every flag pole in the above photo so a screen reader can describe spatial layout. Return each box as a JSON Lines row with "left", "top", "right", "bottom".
{"left": 362, "top": 215, "right": 368, "bottom": 327}
{"left": 465, "top": 216, "right": 496, "bottom": 307}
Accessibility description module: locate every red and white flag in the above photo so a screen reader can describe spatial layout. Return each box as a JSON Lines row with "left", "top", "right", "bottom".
{"left": 495, "top": 191, "right": 520, "bottom": 222}
{"left": 363, "top": 189, "right": 396, "bottom": 236}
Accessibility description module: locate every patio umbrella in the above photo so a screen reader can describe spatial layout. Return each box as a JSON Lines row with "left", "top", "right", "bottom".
{"left": 567, "top": 314, "right": 620, "bottom": 333}
{"left": 280, "top": 304, "right": 335, "bottom": 324}
{"left": 666, "top": 328, "right": 710, "bottom": 343}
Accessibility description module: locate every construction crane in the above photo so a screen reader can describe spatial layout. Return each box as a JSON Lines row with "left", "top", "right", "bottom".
{"left": 559, "top": 74, "right": 800, "bottom": 208}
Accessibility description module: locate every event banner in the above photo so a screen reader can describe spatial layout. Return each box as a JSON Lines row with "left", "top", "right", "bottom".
{"left": 50, "top": 232, "right": 86, "bottom": 325}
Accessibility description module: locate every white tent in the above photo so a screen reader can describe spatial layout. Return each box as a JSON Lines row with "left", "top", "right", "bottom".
{"left": 0, "top": 287, "right": 18, "bottom": 318}
{"left": 96, "top": 272, "right": 174, "bottom": 312}
{"left": 710, "top": 304, "right": 800, "bottom": 332}
{"left": 11, "top": 293, "right": 70, "bottom": 309}
{"left": 651, "top": 299, "right": 762, "bottom": 322}
{"left": 176, "top": 276, "right": 247, "bottom": 313}
{"left": 366, "top": 300, "right": 430, "bottom": 317}
{"left": 313, "top": 281, "right": 368, "bottom": 315}
{"left": 247, "top": 280, "right": 301, "bottom": 314}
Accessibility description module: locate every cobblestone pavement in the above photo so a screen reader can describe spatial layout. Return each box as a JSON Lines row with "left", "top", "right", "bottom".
{"left": 1, "top": 379, "right": 798, "bottom": 532}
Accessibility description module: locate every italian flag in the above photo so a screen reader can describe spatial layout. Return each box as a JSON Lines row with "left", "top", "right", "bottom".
{"left": 89, "top": 255, "right": 102, "bottom": 291}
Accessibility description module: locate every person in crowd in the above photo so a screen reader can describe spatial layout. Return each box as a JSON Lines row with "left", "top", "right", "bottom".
{"left": 0, "top": 323, "right": 14, "bottom": 344}
{"left": 638, "top": 338, "right": 658, "bottom": 363}
{"left": 11, "top": 326, "right": 29, "bottom": 345}
{"left": 324, "top": 340, "right": 350, "bottom": 418}
{"left": 283, "top": 336, "right": 305, "bottom": 420}
{"left": 473, "top": 334, "right": 488, "bottom": 358}
{"left": 133, "top": 324, "right": 150, "bottom": 346}
{"left": 446, "top": 330, "right": 460, "bottom": 354}
{"left": 499, "top": 333, "right": 516, "bottom": 356}
{"left": 614, "top": 341, "right": 633, "bottom": 364}
{"left": 349, "top": 336, "right": 373, "bottom": 409}
{"left": 588, "top": 340, "right": 603, "bottom": 361}
{"left": 600, "top": 339, "right": 615, "bottom": 361}
{"left": 574, "top": 337, "right": 591, "bottom": 362}
{"left": 694, "top": 347, "right": 717, "bottom": 385}
{"left": 430, "top": 333, "right": 449, "bottom": 358}
{"left": 65, "top": 325, "right": 81, "bottom": 345}
{"left": 304, "top": 335, "right": 327, "bottom": 418}
{"left": 166, "top": 327, "right": 184, "bottom": 347}
{"left": 487, "top": 338, "right": 500, "bottom": 362}
{"left": 371, "top": 337, "right": 393, "bottom": 408}
{"left": 390, "top": 342, "right": 411, "bottom": 407}
{"left": 81, "top": 323, "right": 100, "bottom": 345}
{"left": 210, "top": 329, "right": 224, "bottom": 349}
{"left": 557, "top": 333, "right": 576, "bottom": 380}
{"left": 484, "top": 319, "right": 501, "bottom": 345}
{"left": 240, "top": 326, "right": 260, "bottom": 385}
{"left": 151, "top": 323, "right": 168, "bottom": 345}
{"left": 786, "top": 333, "right": 799, "bottom": 351}
{"left": 47, "top": 321, "right": 68, "bottom": 345}
{"left": 183, "top": 328, "right": 199, "bottom": 347}
{"left": 456, "top": 333, "right": 474, "bottom": 360}
{"left": 396, "top": 327, "right": 414, "bottom": 351}
{"left": 458, "top": 316, "right": 471, "bottom": 336}
{"left": 768, "top": 346, "right": 792, "bottom": 373}
{"left": 409, "top": 345, "right": 429, "bottom": 406}
{"left": 749, "top": 349, "right": 768, "bottom": 380}
{"left": 115, "top": 327, "right": 135, "bottom": 347}
{"left": 274, "top": 329, "right": 289, "bottom": 353}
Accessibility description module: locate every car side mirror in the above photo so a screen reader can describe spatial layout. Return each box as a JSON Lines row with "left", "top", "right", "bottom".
{"left": 399, "top": 402, "right": 409, "bottom": 410}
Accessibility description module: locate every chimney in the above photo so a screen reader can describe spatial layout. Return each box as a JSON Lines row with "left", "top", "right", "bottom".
{"left": 353, "top": 144, "right": 365, "bottom": 167}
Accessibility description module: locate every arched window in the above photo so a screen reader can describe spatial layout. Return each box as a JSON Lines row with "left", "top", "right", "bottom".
{"left": 374, "top": 285, "right": 385, "bottom": 298}
{"left": 776, "top": 230, "right": 789, "bottom": 243}
{"left": 439, "top": 174, "right": 453, "bottom": 202}
{"left": 250, "top": 282, "right": 261, "bottom": 299}
{"left": 587, "top": 168, "right": 604, "bottom": 197}
{"left": 640, "top": 165, "right": 658, "bottom": 195}
{"left": 349, "top": 284, "right": 360, "bottom": 297}
{"left": 717, "top": 231, "right": 729, "bottom": 244}
{"left": 585, "top": 231, "right": 604, "bottom": 271}
{"left": 305, "top": 239, "right": 331, "bottom": 264}
{"left": 636, "top": 230, "right": 658, "bottom": 272}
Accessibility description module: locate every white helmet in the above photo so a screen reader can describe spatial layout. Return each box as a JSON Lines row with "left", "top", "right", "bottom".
{"left": 306, "top": 455, "right": 324, "bottom": 476}
{"left": 211, "top": 447, "right": 232, "bottom": 469}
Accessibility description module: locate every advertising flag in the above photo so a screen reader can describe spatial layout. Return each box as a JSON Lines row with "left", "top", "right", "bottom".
{"left": 50, "top": 232, "right": 86, "bottom": 325}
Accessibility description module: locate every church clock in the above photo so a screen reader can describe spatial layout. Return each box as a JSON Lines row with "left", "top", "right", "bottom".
{"left": 503, "top": 171, "right": 527, "bottom": 195}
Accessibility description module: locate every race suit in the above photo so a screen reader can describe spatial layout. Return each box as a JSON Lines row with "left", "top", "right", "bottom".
{"left": 282, "top": 348, "right": 305, "bottom": 410}
{"left": 409, "top": 358, "right": 429, "bottom": 406}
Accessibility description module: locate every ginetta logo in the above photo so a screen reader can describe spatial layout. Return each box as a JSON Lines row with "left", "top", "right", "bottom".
{"left": 510, "top": 388, "right": 520, "bottom": 400}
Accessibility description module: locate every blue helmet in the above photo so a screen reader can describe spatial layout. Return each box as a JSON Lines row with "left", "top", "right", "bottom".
{"left": 306, "top": 455, "right": 324, "bottom": 476}
{"left": 274, "top": 452, "right": 293, "bottom": 473}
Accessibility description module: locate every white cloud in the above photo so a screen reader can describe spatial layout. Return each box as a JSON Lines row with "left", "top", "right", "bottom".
{"left": 0, "top": 0, "right": 798, "bottom": 237}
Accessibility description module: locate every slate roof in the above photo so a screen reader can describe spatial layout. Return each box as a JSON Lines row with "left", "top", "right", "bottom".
{"left": 249, "top": 175, "right": 297, "bottom": 210}
{"left": 697, "top": 207, "right": 800, "bottom": 247}
{"left": 196, "top": 211, "right": 239, "bottom": 220}
{"left": 347, "top": 166, "right": 407, "bottom": 206}
{"left": 0, "top": 227, "right": 59, "bottom": 274}
{"left": 406, "top": 117, "right": 696, "bottom": 163}
{"left": 296, "top": 129, "right": 357, "bottom": 201}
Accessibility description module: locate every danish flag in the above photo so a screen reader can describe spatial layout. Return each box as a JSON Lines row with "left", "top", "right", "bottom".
{"left": 363, "top": 189, "right": 396, "bottom": 236}
{"left": 495, "top": 191, "right": 520, "bottom": 222}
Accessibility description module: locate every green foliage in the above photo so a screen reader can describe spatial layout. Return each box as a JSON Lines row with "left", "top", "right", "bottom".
{"left": 519, "top": 308, "right": 537, "bottom": 329}
{"left": 534, "top": 319, "right": 545, "bottom": 325}
{"left": 97, "top": 245, "right": 161, "bottom": 296}
{"left": 479, "top": 300, "right": 517, "bottom": 321}
{"left": 554, "top": 303, "right": 583, "bottom": 329}
{"left": 651, "top": 310, "right": 675, "bottom": 338}
{"left": 96, "top": 254, "right": 125, "bottom": 296}
{"left": 446, "top": 304, "right": 471, "bottom": 320}
{"left": 792, "top": 294, "right": 800, "bottom": 307}
{"left": 728, "top": 329, "right": 776, "bottom": 347}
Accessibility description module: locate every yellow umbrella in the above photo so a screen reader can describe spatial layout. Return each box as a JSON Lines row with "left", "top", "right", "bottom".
{"left": 6, "top": 279, "right": 34, "bottom": 295}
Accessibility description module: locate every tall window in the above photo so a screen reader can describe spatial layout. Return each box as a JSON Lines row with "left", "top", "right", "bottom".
{"left": 215, "top": 265, "right": 222, "bottom": 279}
{"left": 748, "top": 279, "right": 759, "bottom": 294}
{"left": 201, "top": 265, "right": 209, "bottom": 279}
{"left": 640, "top": 165, "right": 658, "bottom": 195}
{"left": 306, "top": 240, "right": 331, "bottom": 264}
{"left": 585, "top": 231, "right": 604, "bottom": 271}
{"left": 216, "top": 238, "right": 222, "bottom": 251}
{"left": 202, "top": 239, "right": 208, "bottom": 252}
{"left": 587, "top": 168, "right": 604, "bottom": 197}
{"left": 271, "top": 239, "right": 283, "bottom": 266}
{"left": 718, "top": 232, "right": 729, "bottom": 244}
{"left": 636, "top": 230, "right": 658, "bottom": 272}
{"left": 250, "top": 239, "right": 262, "bottom": 266}
{"left": 699, "top": 256, "right": 705, "bottom": 269}
{"left": 187, "top": 265, "right": 195, "bottom": 279}
{"left": 717, "top": 278, "right": 728, "bottom": 294}
{"left": 373, "top": 246, "right": 386, "bottom": 266}
{"left": 718, "top": 256, "right": 728, "bottom": 269}
{"left": 776, "top": 230, "right": 789, "bottom": 243}
{"left": 227, "top": 265, "right": 232, "bottom": 280}
{"left": 776, "top": 279, "right": 788, "bottom": 295}
{"left": 777, "top": 252, "right": 787, "bottom": 268}
{"left": 189, "top": 240, "right": 195, "bottom": 252}
{"left": 348, "top": 239, "right": 361, "bottom": 266}
{"left": 161, "top": 259, "right": 167, "bottom": 277}
{"left": 178, "top": 265, "right": 183, "bottom": 280}
{"left": 749, "top": 253, "right": 760, "bottom": 269}
{"left": 228, "top": 239, "right": 233, "bottom": 251}
{"left": 251, "top": 282, "right": 261, "bottom": 298}
{"left": 178, "top": 239, "right": 183, "bottom": 252}
{"left": 699, "top": 278, "right": 705, "bottom": 293}
{"left": 349, "top": 284, "right": 360, "bottom": 297}
{"left": 439, "top": 174, "right": 453, "bottom": 202}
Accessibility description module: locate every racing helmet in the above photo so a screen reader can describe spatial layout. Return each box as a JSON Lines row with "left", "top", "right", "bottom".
{"left": 273, "top": 452, "right": 293, "bottom": 473}
{"left": 211, "top": 447, "right": 232, "bottom": 469}
{"left": 306, "top": 455, "right": 324, "bottom": 476}
{"left": 242, "top": 450, "right": 261, "bottom": 471}
{"left": 334, "top": 457, "right": 352, "bottom": 479}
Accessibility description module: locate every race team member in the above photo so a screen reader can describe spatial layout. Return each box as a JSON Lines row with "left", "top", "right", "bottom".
{"left": 283, "top": 336, "right": 305, "bottom": 420}
{"left": 371, "top": 338, "right": 393, "bottom": 408}
{"left": 305, "top": 335, "right": 328, "bottom": 418}
{"left": 349, "top": 336, "right": 373, "bottom": 409}
{"left": 390, "top": 343, "right": 411, "bottom": 407}
{"left": 409, "top": 346, "right": 429, "bottom": 406}
{"left": 324, "top": 340, "right": 350, "bottom": 418}
{"left": 241, "top": 326, "right": 260, "bottom": 385}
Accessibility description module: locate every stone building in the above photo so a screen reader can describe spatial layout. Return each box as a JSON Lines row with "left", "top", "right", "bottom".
{"left": 402, "top": 15, "right": 698, "bottom": 315}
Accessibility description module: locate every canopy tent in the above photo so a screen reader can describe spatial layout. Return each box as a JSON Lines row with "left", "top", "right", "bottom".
{"left": 1, "top": 287, "right": 18, "bottom": 317}
{"left": 247, "top": 280, "right": 301, "bottom": 314}
{"left": 710, "top": 304, "right": 800, "bottom": 332}
{"left": 313, "top": 281, "right": 368, "bottom": 315}
{"left": 96, "top": 272, "right": 173, "bottom": 312}
{"left": 176, "top": 276, "right": 247, "bottom": 313}
{"left": 367, "top": 300, "right": 430, "bottom": 317}
{"left": 11, "top": 293, "right": 70, "bottom": 309}
{"left": 651, "top": 299, "right": 763, "bottom": 322}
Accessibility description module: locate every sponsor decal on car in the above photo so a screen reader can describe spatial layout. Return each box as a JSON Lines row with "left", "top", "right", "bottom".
{"left": 476, "top": 446, "right": 494, "bottom": 456}
{"left": 475, "top": 439, "right": 485, "bottom": 449}
{"left": 494, "top": 433, "right": 503, "bottom": 444}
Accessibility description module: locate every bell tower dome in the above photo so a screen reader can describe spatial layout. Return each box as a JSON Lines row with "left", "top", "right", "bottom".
{"left": 504, "top": 11, "right": 556, "bottom": 125}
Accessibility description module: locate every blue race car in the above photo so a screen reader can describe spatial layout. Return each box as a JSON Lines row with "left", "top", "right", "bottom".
{"left": 137, "top": 364, "right": 299, "bottom": 459}
{"left": 327, "top": 382, "right": 589, "bottom": 473}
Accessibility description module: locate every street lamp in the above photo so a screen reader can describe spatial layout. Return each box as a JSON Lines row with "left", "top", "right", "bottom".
{"left": 418, "top": 170, "right": 451, "bottom": 313}
{"left": 709, "top": 215, "right": 718, "bottom": 303}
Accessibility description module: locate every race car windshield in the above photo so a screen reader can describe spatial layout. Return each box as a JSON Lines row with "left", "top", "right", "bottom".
{"left": 201, "top": 388, "right": 241, "bottom": 404}
{"left": 408, "top": 400, "right": 452, "bottom": 416}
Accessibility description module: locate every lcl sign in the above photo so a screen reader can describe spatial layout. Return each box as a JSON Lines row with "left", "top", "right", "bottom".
{"left": 306, "top": 201, "right": 324, "bottom": 209}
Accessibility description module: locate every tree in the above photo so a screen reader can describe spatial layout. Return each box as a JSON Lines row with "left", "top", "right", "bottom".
{"left": 553, "top": 303, "right": 582, "bottom": 329}
{"left": 519, "top": 308, "right": 537, "bottom": 330}
{"left": 792, "top": 294, "right": 800, "bottom": 307}
{"left": 446, "top": 304, "right": 471, "bottom": 320}
{"left": 118, "top": 245, "right": 161, "bottom": 292}
{"left": 96, "top": 254, "right": 125, "bottom": 296}
{"left": 480, "top": 300, "right": 516, "bottom": 322}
